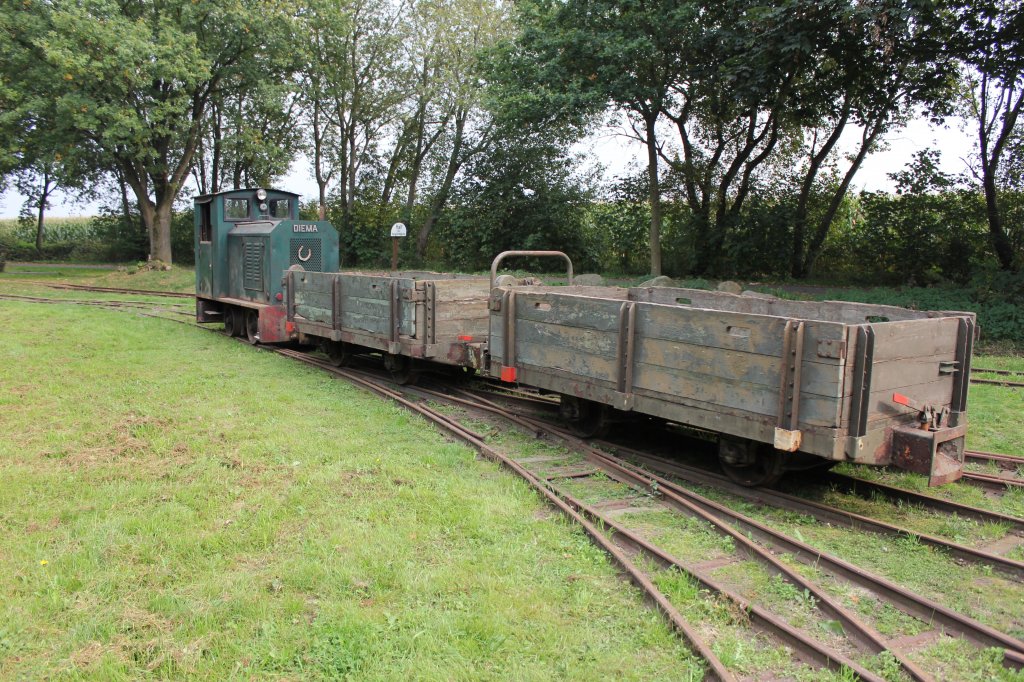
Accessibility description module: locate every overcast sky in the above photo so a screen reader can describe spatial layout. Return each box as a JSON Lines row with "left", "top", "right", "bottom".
{"left": 0, "top": 115, "right": 977, "bottom": 220}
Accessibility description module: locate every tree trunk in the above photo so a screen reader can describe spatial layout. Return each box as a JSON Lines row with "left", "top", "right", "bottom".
{"left": 35, "top": 169, "right": 51, "bottom": 252}
{"left": 152, "top": 199, "right": 174, "bottom": 264}
{"left": 416, "top": 112, "right": 466, "bottom": 259}
{"left": 982, "top": 166, "right": 1015, "bottom": 269}
{"left": 800, "top": 128, "right": 879, "bottom": 278}
{"left": 644, "top": 112, "right": 662, "bottom": 277}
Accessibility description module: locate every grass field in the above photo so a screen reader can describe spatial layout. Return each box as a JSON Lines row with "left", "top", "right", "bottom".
{"left": 2, "top": 266, "right": 1021, "bottom": 680}
{"left": 0, "top": 292, "right": 700, "bottom": 680}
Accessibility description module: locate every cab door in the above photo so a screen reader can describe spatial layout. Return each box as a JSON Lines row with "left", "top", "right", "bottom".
{"left": 196, "top": 199, "right": 214, "bottom": 297}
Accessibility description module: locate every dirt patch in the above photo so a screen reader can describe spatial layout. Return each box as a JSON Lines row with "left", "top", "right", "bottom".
{"left": 69, "top": 641, "right": 110, "bottom": 669}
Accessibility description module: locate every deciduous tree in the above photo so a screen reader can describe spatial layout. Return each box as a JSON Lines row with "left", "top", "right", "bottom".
{"left": 0, "top": 0, "right": 301, "bottom": 264}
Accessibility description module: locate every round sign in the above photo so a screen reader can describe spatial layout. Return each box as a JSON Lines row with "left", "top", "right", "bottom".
{"left": 390, "top": 222, "right": 407, "bottom": 237}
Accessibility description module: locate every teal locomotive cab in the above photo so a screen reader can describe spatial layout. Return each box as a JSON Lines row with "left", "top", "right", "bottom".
{"left": 194, "top": 188, "right": 339, "bottom": 342}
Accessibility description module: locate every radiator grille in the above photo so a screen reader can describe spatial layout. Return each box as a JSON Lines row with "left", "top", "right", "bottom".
{"left": 243, "top": 241, "right": 264, "bottom": 290}
{"left": 291, "top": 238, "right": 322, "bottom": 271}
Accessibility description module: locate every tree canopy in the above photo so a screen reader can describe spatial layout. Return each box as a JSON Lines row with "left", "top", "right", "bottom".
{"left": 0, "top": 0, "right": 1021, "bottom": 277}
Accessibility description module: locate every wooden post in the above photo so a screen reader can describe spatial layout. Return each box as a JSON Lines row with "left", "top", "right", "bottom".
{"left": 390, "top": 222, "right": 406, "bottom": 272}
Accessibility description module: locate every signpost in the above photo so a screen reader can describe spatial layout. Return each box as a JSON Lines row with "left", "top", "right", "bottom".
{"left": 390, "top": 222, "right": 407, "bottom": 272}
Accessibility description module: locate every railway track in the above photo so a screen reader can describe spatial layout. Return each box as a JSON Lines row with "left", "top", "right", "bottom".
{"left": 275, "top": 355, "right": 1024, "bottom": 679}
{"left": 960, "top": 449, "right": 1024, "bottom": 491}
{"left": 9, "top": 292, "right": 1024, "bottom": 679}
{"left": 9, "top": 280, "right": 195, "bottom": 299}
{"left": 971, "top": 367, "right": 1024, "bottom": 388}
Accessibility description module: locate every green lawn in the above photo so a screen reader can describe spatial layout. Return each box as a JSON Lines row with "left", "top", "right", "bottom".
{"left": 2, "top": 266, "right": 1021, "bottom": 680}
{"left": 0, "top": 300, "right": 699, "bottom": 680}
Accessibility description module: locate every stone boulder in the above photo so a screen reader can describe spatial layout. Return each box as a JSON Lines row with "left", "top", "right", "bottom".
{"left": 637, "top": 275, "right": 676, "bottom": 288}
{"left": 574, "top": 273, "right": 606, "bottom": 286}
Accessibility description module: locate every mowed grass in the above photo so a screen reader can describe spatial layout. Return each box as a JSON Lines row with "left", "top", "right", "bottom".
{"left": 0, "top": 301, "right": 700, "bottom": 680}
{"left": 1, "top": 263, "right": 196, "bottom": 294}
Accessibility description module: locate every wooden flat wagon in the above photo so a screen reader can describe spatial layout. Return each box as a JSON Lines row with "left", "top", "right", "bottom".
{"left": 285, "top": 269, "right": 491, "bottom": 382}
{"left": 486, "top": 269, "right": 974, "bottom": 486}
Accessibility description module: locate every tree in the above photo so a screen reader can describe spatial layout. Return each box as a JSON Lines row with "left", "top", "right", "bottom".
{"left": 410, "top": 0, "right": 508, "bottom": 259}
{"left": 788, "top": 0, "right": 957, "bottom": 277}
{"left": 297, "top": 0, "right": 411, "bottom": 230}
{"left": 957, "top": 0, "right": 1024, "bottom": 270}
{"left": 12, "top": 156, "right": 98, "bottom": 252}
{"left": 1, "top": 0, "right": 301, "bottom": 264}
{"left": 497, "top": 0, "right": 692, "bottom": 275}
{"left": 191, "top": 81, "right": 301, "bottom": 195}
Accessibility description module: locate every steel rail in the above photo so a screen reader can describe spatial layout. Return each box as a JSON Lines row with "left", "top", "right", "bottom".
{"left": 973, "top": 368, "right": 1024, "bottom": 377}
{"left": 0, "top": 293, "right": 190, "bottom": 308}
{"left": 419, "top": 388, "right": 931, "bottom": 681}
{"left": 601, "top": 447, "right": 1024, "bottom": 581}
{"left": 971, "top": 377, "right": 1024, "bottom": 388}
{"left": 961, "top": 470, "right": 1024, "bottom": 491}
{"left": 330, "top": 372, "right": 895, "bottom": 680}
{"left": 11, "top": 280, "right": 195, "bottom": 298}
{"left": 595, "top": 445, "right": 1024, "bottom": 665}
{"left": 560, "top": 491, "right": 887, "bottom": 681}
{"left": 267, "top": 350, "right": 732, "bottom": 680}
{"left": 817, "top": 471, "right": 1024, "bottom": 533}
{"left": 966, "top": 450, "right": 1024, "bottom": 468}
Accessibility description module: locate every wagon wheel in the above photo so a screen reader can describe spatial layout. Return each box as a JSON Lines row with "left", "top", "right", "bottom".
{"left": 223, "top": 307, "right": 239, "bottom": 337}
{"left": 718, "top": 440, "right": 786, "bottom": 487}
{"left": 324, "top": 340, "right": 352, "bottom": 367}
{"left": 559, "top": 395, "right": 610, "bottom": 439}
{"left": 245, "top": 309, "right": 260, "bottom": 345}
{"left": 384, "top": 353, "right": 419, "bottom": 385}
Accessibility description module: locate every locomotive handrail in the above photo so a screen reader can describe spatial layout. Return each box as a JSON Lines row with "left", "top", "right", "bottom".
{"left": 489, "top": 250, "right": 573, "bottom": 288}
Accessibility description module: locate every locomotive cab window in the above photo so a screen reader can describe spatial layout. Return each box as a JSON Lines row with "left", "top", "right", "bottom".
{"left": 199, "top": 202, "right": 212, "bottom": 242}
{"left": 224, "top": 198, "right": 250, "bottom": 220}
{"left": 268, "top": 199, "right": 290, "bottom": 219}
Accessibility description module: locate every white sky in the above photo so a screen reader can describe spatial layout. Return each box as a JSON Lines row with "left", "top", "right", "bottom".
{"left": 0, "top": 116, "right": 977, "bottom": 220}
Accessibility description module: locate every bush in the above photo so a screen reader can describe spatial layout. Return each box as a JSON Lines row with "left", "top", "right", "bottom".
{"left": 806, "top": 270, "right": 1024, "bottom": 349}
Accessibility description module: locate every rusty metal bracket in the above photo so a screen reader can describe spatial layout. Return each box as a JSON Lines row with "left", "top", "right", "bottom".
{"left": 816, "top": 338, "right": 846, "bottom": 359}
{"left": 402, "top": 288, "right": 427, "bottom": 302}
{"left": 848, "top": 326, "right": 875, "bottom": 439}
{"left": 892, "top": 423, "right": 967, "bottom": 486}
{"left": 388, "top": 280, "right": 401, "bottom": 354}
{"left": 613, "top": 301, "right": 637, "bottom": 411}
{"left": 949, "top": 317, "right": 974, "bottom": 426}
{"left": 775, "top": 320, "right": 805, "bottom": 451}
{"left": 503, "top": 289, "right": 518, "bottom": 373}
{"left": 286, "top": 269, "right": 295, "bottom": 321}
{"left": 425, "top": 281, "right": 437, "bottom": 345}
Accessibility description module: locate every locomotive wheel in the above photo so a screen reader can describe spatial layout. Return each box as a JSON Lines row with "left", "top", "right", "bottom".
{"left": 324, "top": 340, "right": 352, "bottom": 367}
{"left": 559, "top": 395, "right": 609, "bottom": 439}
{"left": 245, "top": 309, "right": 260, "bottom": 345}
{"left": 718, "top": 439, "right": 785, "bottom": 487}
{"left": 384, "top": 353, "right": 419, "bottom": 385}
{"left": 223, "top": 307, "right": 238, "bottom": 337}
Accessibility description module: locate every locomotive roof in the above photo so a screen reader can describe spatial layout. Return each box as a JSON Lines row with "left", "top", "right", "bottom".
{"left": 194, "top": 188, "right": 300, "bottom": 203}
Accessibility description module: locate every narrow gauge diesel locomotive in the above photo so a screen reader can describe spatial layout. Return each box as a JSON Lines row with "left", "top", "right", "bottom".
{"left": 196, "top": 188, "right": 975, "bottom": 487}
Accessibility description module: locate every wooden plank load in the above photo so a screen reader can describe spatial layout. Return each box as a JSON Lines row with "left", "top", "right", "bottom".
{"left": 488, "top": 284, "right": 975, "bottom": 485}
